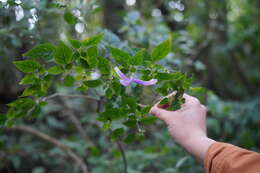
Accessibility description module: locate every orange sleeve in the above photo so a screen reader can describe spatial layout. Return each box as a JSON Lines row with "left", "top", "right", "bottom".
{"left": 204, "top": 142, "right": 260, "bottom": 173}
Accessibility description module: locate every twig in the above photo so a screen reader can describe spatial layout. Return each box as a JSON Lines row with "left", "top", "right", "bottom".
{"left": 6, "top": 125, "right": 89, "bottom": 173}
{"left": 116, "top": 140, "right": 128, "bottom": 173}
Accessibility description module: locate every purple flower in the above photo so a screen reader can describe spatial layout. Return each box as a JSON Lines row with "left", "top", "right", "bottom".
{"left": 114, "top": 67, "right": 157, "bottom": 86}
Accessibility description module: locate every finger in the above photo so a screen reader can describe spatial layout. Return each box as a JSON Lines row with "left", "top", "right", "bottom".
{"left": 149, "top": 105, "right": 172, "bottom": 121}
{"left": 183, "top": 93, "right": 200, "bottom": 105}
{"left": 156, "top": 91, "right": 177, "bottom": 109}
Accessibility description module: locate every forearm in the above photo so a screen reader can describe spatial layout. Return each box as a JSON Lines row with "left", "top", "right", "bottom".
{"left": 180, "top": 137, "right": 216, "bottom": 163}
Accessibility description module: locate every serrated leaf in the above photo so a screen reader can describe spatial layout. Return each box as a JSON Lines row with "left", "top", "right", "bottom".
{"left": 64, "top": 11, "right": 77, "bottom": 24}
{"left": 151, "top": 39, "right": 171, "bottom": 61}
{"left": 14, "top": 60, "right": 41, "bottom": 73}
{"left": 69, "top": 39, "right": 82, "bottom": 49}
{"left": 130, "top": 49, "right": 144, "bottom": 65}
{"left": 82, "top": 34, "right": 103, "bottom": 47}
{"left": 110, "top": 47, "right": 130, "bottom": 65}
{"left": 23, "top": 43, "right": 56, "bottom": 60}
{"left": 111, "top": 128, "right": 124, "bottom": 140}
{"left": 54, "top": 41, "right": 73, "bottom": 64}
{"left": 48, "top": 65, "right": 64, "bottom": 75}
{"left": 84, "top": 79, "right": 102, "bottom": 88}
{"left": 98, "top": 57, "right": 110, "bottom": 74}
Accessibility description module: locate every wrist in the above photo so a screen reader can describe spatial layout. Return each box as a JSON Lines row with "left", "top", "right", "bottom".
{"left": 180, "top": 136, "right": 216, "bottom": 163}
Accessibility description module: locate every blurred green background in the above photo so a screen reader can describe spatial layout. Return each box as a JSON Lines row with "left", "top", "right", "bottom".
{"left": 0, "top": 0, "right": 259, "bottom": 172}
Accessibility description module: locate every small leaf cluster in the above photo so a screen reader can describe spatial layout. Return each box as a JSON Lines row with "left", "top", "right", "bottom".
{"left": 3, "top": 33, "right": 193, "bottom": 142}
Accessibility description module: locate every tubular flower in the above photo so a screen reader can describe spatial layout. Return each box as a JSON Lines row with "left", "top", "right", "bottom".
{"left": 114, "top": 67, "right": 157, "bottom": 86}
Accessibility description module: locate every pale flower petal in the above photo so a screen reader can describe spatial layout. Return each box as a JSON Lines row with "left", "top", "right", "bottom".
{"left": 132, "top": 78, "right": 158, "bottom": 86}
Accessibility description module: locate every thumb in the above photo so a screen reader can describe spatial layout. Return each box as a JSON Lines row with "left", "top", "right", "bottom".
{"left": 149, "top": 105, "right": 171, "bottom": 122}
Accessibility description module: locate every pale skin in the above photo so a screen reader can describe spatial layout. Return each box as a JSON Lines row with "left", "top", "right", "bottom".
{"left": 150, "top": 93, "right": 216, "bottom": 163}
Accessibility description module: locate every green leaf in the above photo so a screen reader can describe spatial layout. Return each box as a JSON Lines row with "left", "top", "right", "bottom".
{"left": 105, "top": 88, "right": 113, "bottom": 99}
{"left": 98, "top": 57, "right": 110, "bottom": 74}
{"left": 30, "top": 104, "right": 41, "bottom": 118}
{"left": 140, "top": 116, "right": 157, "bottom": 125}
{"left": 54, "top": 41, "right": 73, "bottom": 64}
{"left": 69, "top": 39, "right": 82, "bottom": 49}
{"left": 63, "top": 75, "right": 75, "bottom": 86}
{"left": 111, "top": 128, "right": 124, "bottom": 140}
{"left": 19, "top": 74, "right": 38, "bottom": 85}
{"left": 110, "top": 47, "right": 130, "bottom": 65}
{"left": 64, "top": 11, "right": 77, "bottom": 24}
{"left": 140, "top": 106, "right": 152, "bottom": 114}
{"left": 155, "top": 72, "right": 181, "bottom": 80}
{"left": 23, "top": 43, "right": 56, "bottom": 60}
{"left": 85, "top": 46, "right": 98, "bottom": 68}
{"left": 48, "top": 65, "right": 64, "bottom": 75}
{"left": 7, "top": 98, "right": 36, "bottom": 118}
{"left": 124, "top": 134, "right": 136, "bottom": 144}
{"left": 0, "top": 114, "right": 7, "bottom": 125}
{"left": 14, "top": 60, "right": 41, "bottom": 73}
{"left": 84, "top": 79, "right": 102, "bottom": 88}
{"left": 21, "top": 85, "right": 40, "bottom": 97}
{"left": 130, "top": 49, "right": 144, "bottom": 65}
{"left": 159, "top": 98, "right": 169, "bottom": 105}
{"left": 151, "top": 39, "right": 171, "bottom": 61}
{"left": 82, "top": 34, "right": 103, "bottom": 47}
{"left": 123, "top": 119, "right": 136, "bottom": 127}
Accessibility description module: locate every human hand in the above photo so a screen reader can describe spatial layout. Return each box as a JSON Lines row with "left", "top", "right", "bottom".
{"left": 150, "top": 93, "right": 216, "bottom": 163}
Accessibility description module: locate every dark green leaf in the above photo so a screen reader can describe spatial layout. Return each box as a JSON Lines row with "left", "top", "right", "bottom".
{"left": 82, "top": 34, "right": 103, "bottom": 47}
{"left": 64, "top": 11, "right": 77, "bottom": 24}
{"left": 140, "top": 116, "right": 157, "bottom": 125}
{"left": 54, "top": 41, "right": 73, "bottom": 64}
{"left": 123, "top": 119, "right": 136, "bottom": 127}
{"left": 84, "top": 79, "right": 102, "bottom": 88}
{"left": 69, "top": 39, "right": 82, "bottom": 49}
{"left": 124, "top": 134, "right": 136, "bottom": 144}
{"left": 159, "top": 98, "right": 169, "bottom": 105}
{"left": 14, "top": 60, "right": 41, "bottom": 73}
{"left": 105, "top": 88, "right": 113, "bottom": 99}
{"left": 23, "top": 43, "right": 56, "bottom": 60}
{"left": 63, "top": 75, "right": 75, "bottom": 86}
{"left": 111, "top": 128, "right": 124, "bottom": 140}
{"left": 98, "top": 57, "right": 110, "bottom": 74}
{"left": 110, "top": 47, "right": 130, "bottom": 65}
{"left": 130, "top": 49, "right": 144, "bottom": 65}
{"left": 85, "top": 46, "right": 98, "bottom": 68}
{"left": 0, "top": 114, "right": 7, "bottom": 125}
{"left": 151, "top": 39, "right": 171, "bottom": 61}
{"left": 140, "top": 106, "right": 152, "bottom": 114}
{"left": 30, "top": 105, "right": 41, "bottom": 118}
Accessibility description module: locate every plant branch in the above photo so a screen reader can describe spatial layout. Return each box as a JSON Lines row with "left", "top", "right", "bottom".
{"left": 116, "top": 140, "right": 128, "bottom": 173}
{"left": 5, "top": 125, "right": 89, "bottom": 173}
